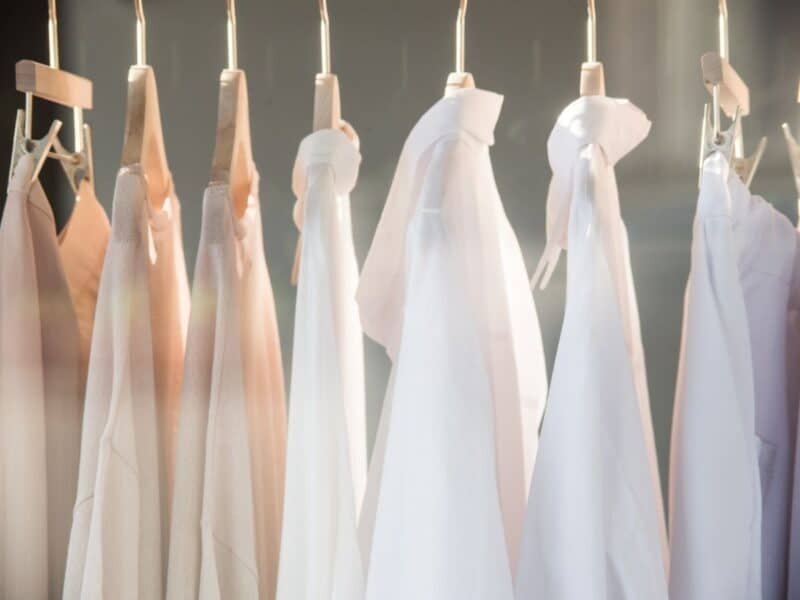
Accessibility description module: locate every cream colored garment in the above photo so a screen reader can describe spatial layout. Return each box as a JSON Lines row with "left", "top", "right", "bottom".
{"left": 276, "top": 129, "right": 366, "bottom": 599}
{"left": 516, "top": 96, "right": 668, "bottom": 599}
{"left": 62, "top": 167, "right": 189, "bottom": 599}
{"left": 357, "top": 88, "right": 547, "bottom": 598}
{"left": 669, "top": 152, "right": 763, "bottom": 599}
{"left": 0, "top": 154, "right": 108, "bottom": 600}
{"left": 167, "top": 174, "right": 286, "bottom": 600}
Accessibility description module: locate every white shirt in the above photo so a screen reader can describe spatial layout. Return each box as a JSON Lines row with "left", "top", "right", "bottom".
{"left": 670, "top": 150, "right": 800, "bottom": 599}
{"left": 356, "top": 86, "right": 547, "bottom": 599}
{"left": 515, "top": 96, "right": 668, "bottom": 600}
{"left": 63, "top": 167, "right": 190, "bottom": 600}
{"left": 276, "top": 128, "right": 366, "bottom": 599}
{"left": 0, "top": 155, "right": 109, "bottom": 600}
{"left": 166, "top": 174, "right": 286, "bottom": 600}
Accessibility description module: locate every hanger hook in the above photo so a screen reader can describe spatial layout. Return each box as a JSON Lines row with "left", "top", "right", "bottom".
{"left": 455, "top": 0, "right": 468, "bottom": 73}
{"left": 135, "top": 0, "right": 146, "bottom": 65}
{"left": 319, "top": 0, "right": 331, "bottom": 74}
{"left": 587, "top": 0, "right": 597, "bottom": 63}
{"left": 227, "top": 0, "right": 238, "bottom": 70}
{"left": 718, "top": 0, "right": 729, "bottom": 60}
{"left": 48, "top": 0, "right": 59, "bottom": 69}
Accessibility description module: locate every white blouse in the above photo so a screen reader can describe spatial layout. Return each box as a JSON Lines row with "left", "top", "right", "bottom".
{"left": 516, "top": 96, "right": 668, "bottom": 600}
{"left": 276, "top": 128, "right": 366, "bottom": 599}
{"left": 356, "top": 86, "right": 547, "bottom": 599}
{"left": 63, "top": 167, "right": 189, "bottom": 600}
{"left": 166, "top": 173, "right": 286, "bottom": 600}
{"left": 670, "top": 150, "right": 800, "bottom": 600}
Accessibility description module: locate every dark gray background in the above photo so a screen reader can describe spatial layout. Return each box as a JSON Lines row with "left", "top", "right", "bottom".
{"left": 3, "top": 0, "right": 800, "bottom": 491}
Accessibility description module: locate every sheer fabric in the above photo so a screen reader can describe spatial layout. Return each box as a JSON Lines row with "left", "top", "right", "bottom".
{"left": 167, "top": 174, "right": 286, "bottom": 600}
{"left": 276, "top": 129, "right": 366, "bottom": 599}
{"left": 357, "top": 87, "right": 547, "bottom": 598}
{"left": 0, "top": 155, "right": 108, "bottom": 600}
{"left": 515, "top": 96, "right": 668, "bottom": 600}
{"left": 63, "top": 167, "right": 189, "bottom": 599}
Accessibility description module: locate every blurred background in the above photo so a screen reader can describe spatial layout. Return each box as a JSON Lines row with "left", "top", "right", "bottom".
{"left": 1, "top": 0, "right": 799, "bottom": 493}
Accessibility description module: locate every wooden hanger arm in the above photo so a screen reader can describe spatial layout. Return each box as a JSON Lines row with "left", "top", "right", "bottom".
{"left": 701, "top": 52, "right": 750, "bottom": 117}
{"left": 211, "top": 69, "right": 253, "bottom": 218}
{"left": 16, "top": 60, "right": 92, "bottom": 109}
{"left": 121, "top": 65, "right": 171, "bottom": 207}
{"left": 313, "top": 73, "right": 341, "bottom": 131}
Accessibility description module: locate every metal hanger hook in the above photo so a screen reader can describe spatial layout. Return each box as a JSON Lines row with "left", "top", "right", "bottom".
{"left": 455, "top": 0, "right": 468, "bottom": 73}
{"left": 587, "top": 0, "right": 597, "bottom": 63}
{"left": 718, "top": 0, "right": 729, "bottom": 60}
{"left": 48, "top": 0, "right": 59, "bottom": 69}
{"left": 135, "top": 0, "right": 146, "bottom": 65}
{"left": 227, "top": 0, "right": 238, "bottom": 70}
{"left": 319, "top": 0, "right": 332, "bottom": 74}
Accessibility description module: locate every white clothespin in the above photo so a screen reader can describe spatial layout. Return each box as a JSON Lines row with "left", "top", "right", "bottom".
{"left": 699, "top": 0, "right": 765, "bottom": 188}
{"left": 782, "top": 81, "right": 800, "bottom": 222}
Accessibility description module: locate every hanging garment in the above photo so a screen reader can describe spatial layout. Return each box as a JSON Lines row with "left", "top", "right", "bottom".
{"left": 62, "top": 167, "right": 189, "bottom": 600}
{"left": 515, "top": 96, "right": 668, "bottom": 600}
{"left": 791, "top": 279, "right": 800, "bottom": 600}
{"left": 669, "top": 150, "right": 800, "bottom": 599}
{"left": 0, "top": 154, "right": 109, "bottom": 600}
{"left": 276, "top": 128, "right": 366, "bottom": 599}
{"left": 356, "top": 87, "right": 548, "bottom": 599}
{"left": 167, "top": 173, "right": 286, "bottom": 600}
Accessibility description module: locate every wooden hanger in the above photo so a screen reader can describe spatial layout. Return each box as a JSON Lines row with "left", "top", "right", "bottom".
{"left": 210, "top": 0, "right": 254, "bottom": 219}
{"left": 444, "top": 0, "right": 475, "bottom": 96}
{"left": 700, "top": 0, "right": 765, "bottom": 188}
{"left": 580, "top": 0, "right": 606, "bottom": 97}
{"left": 12, "top": 0, "right": 93, "bottom": 190}
{"left": 121, "top": 0, "right": 171, "bottom": 209}
{"left": 782, "top": 81, "right": 800, "bottom": 222}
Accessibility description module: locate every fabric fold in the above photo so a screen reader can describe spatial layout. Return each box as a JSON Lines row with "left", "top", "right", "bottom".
{"left": 167, "top": 173, "right": 286, "bottom": 600}
{"left": 276, "top": 127, "right": 366, "bottom": 599}
{"left": 357, "top": 87, "right": 547, "bottom": 598}
{"left": 62, "top": 167, "right": 189, "bottom": 600}
{"left": 516, "top": 95, "right": 667, "bottom": 600}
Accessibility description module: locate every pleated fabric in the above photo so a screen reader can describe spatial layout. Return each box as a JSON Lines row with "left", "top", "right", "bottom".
{"left": 276, "top": 128, "right": 366, "bottom": 599}
{"left": 0, "top": 154, "right": 109, "bottom": 600}
{"left": 515, "top": 96, "right": 668, "bottom": 600}
{"left": 356, "top": 87, "right": 548, "bottom": 599}
{"left": 167, "top": 173, "right": 286, "bottom": 600}
{"left": 62, "top": 167, "right": 189, "bottom": 599}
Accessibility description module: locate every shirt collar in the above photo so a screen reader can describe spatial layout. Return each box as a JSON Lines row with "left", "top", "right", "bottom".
{"left": 292, "top": 128, "right": 362, "bottom": 199}
{"left": 547, "top": 96, "right": 651, "bottom": 176}
{"left": 405, "top": 87, "right": 503, "bottom": 156}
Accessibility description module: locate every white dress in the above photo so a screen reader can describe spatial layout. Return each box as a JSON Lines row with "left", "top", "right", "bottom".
{"left": 62, "top": 167, "right": 190, "bottom": 599}
{"left": 515, "top": 96, "right": 668, "bottom": 600}
{"left": 670, "top": 150, "right": 800, "bottom": 600}
{"left": 0, "top": 154, "right": 109, "bottom": 600}
{"left": 167, "top": 172, "right": 286, "bottom": 600}
{"left": 356, "top": 87, "right": 547, "bottom": 599}
{"left": 276, "top": 128, "right": 366, "bottom": 600}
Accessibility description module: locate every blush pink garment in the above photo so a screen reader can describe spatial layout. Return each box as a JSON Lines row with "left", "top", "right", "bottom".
{"left": 356, "top": 87, "right": 547, "bottom": 598}
{"left": 62, "top": 167, "right": 190, "bottom": 600}
{"left": 276, "top": 128, "right": 366, "bottom": 599}
{"left": 0, "top": 154, "right": 109, "bottom": 600}
{"left": 516, "top": 96, "right": 668, "bottom": 600}
{"left": 167, "top": 174, "right": 286, "bottom": 600}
